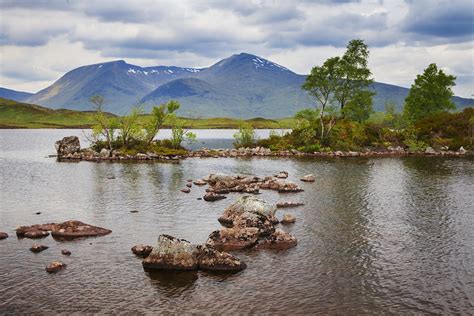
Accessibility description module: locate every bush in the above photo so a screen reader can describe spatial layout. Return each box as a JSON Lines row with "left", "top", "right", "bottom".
{"left": 233, "top": 123, "right": 256, "bottom": 148}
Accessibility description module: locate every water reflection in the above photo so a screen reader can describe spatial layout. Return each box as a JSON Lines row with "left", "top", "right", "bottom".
{"left": 146, "top": 270, "right": 198, "bottom": 296}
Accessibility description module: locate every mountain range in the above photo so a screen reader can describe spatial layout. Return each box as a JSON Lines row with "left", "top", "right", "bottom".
{"left": 1, "top": 53, "right": 472, "bottom": 118}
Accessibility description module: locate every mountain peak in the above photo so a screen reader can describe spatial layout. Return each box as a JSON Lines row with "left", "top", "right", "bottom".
{"left": 213, "top": 52, "right": 292, "bottom": 73}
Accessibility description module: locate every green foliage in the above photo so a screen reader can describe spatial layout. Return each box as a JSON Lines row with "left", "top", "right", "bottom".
{"left": 233, "top": 122, "right": 256, "bottom": 148}
{"left": 118, "top": 106, "right": 143, "bottom": 146}
{"left": 143, "top": 100, "right": 180, "bottom": 144}
{"left": 169, "top": 116, "right": 197, "bottom": 149}
{"left": 404, "top": 63, "right": 456, "bottom": 123}
{"left": 335, "top": 39, "right": 374, "bottom": 111}
{"left": 90, "top": 95, "right": 118, "bottom": 151}
{"left": 342, "top": 90, "right": 374, "bottom": 122}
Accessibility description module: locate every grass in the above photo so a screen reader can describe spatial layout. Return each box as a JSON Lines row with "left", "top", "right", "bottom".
{"left": 0, "top": 98, "right": 296, "bottom": 129}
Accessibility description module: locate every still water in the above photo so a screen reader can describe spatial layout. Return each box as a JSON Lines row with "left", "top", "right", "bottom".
{"left": 0, "top": 129, "right": 473, "bottom": 314}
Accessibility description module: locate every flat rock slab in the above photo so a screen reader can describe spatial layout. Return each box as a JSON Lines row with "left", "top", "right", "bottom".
{"left": 16, "top": 220, "right": 111, "bottom": 240}
{"left": 276, "top": 201, "right": 305, "bottom": 208}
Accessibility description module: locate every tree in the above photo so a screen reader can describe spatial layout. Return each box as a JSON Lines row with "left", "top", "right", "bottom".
{"left": 404, "top": 63, "right": 456, "bottom": 123}
{"left": 119, "top": 106, "right": 143, "bottom": 146}
{"left": 233, "top": 122, "right": 256, "bottom": 148}
{"left": 169, "top": 116, "right": 197, "bottom": 149}
{"left": 143, "top": 100, "right": 180, "bottom": 144}
{"left": 342, "top": 90, "right": 374, "bottom": 122}
{"left": 302, "top": 56, "right": 340, "bottom": 139}
{"left": 90, "top": 95, "right": 117, "bottom": 152}
{"left": 334, "top": 39, "right": 373, "bottom": 111}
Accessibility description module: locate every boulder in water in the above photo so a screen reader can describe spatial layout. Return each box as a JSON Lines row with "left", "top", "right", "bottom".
{"left": 61, "top": 249, "right": 72, "bottom": 256}
{"left": 275, "top": 171, "right": 288, "bottom": 179}
{"left": 46, "top": 261, "right": 66, "bottom": 273}
{"left": 142, "top": 235, "right": 200, "bottom": 271}
{"left": 256, "top": 229, "right": 297, "bottom": 250}
{"left": 218, "top": 196, "right": 277, "bottom": 226}
{"left": 198, "top": 245, "right": 247, "bottom": 272}
{"left": 55, "top": 136, "right": 80, "bottom": 156}
{"left": 203, "top": 192, "right": 227, "bottom": 202}
{"left": 0, "top": 232, "right": 9, "bottom": 240}
{"left": 30, "top": 243, "right": 49, "bottom": 253}
{"left": 300, "top": 174, "right": 315, "bottom": 182}
{"left": 181, "top": 188, "right": 191, "bottom": 193}
{"left": 50, "top": 220, "right": 111, "bottom": 240}
{"left": 206, "top": 227, "right": 259, "bottom": 251}
{"left": 132, "top": 244, "right": 153, "bottom": 258}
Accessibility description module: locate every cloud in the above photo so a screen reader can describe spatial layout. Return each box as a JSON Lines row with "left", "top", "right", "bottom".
{"left": 403, "top": 0, "right": 474, "bottom": 39}
{"left": 0, "top": 0, "right": 472, "bottom": 97}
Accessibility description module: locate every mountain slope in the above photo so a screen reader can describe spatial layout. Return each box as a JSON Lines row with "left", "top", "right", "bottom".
{"left": 26, "top": 60, "right": 202, "bottom": 114}
{"left": 25, "top": 53, "right": 473, "bottom": 118}
{"left": 0, "top": 87, "right": 33, "bottom": 102}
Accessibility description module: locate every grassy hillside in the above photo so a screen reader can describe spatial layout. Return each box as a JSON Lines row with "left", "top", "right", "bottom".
{"left": 0, "top": 98, "right": 295, "bottom": 129}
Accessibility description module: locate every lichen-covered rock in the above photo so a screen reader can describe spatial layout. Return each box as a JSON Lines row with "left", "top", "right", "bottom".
{"left": 198, "top": 245, "right": 247, "bottom": 271}
{"left": 50, "top": 220, "right": 111, "bottom": 240}
{"left": 203, "top": 192, "right": 227, "bottom": 202}
{"left": 233, "top": 212, "right": 276, "bottom": 236}
{"left": 46, "top": 261, "right": 66, "bottom": 273}
{"left": 0, "top": 232, "right": 9, "bottom": 240}
{"left": 256, "top": 229, "right": 297, "bottom": 250}
{"left": 142, "top": 235, "right": 200, "bottom": 271}
{"left": 132, "top": 244, "right": 153, "bottom": 258}
{"left": 281, "top": 214, "right": 296, "bottom": 224}
{"left": 300, "top": 174, "right": 315, "bottom": 182}
{"left": 55, "top": 136, "right": 80, "bottom": 157}
{"left": 206, "top": 227, "right": 259, "bottom": 251}
{"left": 30, "top": 243, "right": 49, "bottom": 253}
{"left": 218, "top": 196, "right": 278, "bottom": 227}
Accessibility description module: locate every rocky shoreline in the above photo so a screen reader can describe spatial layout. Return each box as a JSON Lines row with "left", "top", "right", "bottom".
{"left": 54, "top": 136, "right": 471, "bottom": 163}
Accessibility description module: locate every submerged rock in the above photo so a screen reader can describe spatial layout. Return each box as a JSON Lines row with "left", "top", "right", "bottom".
{"left": 275, "top": 171, "right": 289, "bottom": 179}
{"left": 300, "top": 174, "right": 315, "bottom": 182}
{"left": 17, "top": 221, "right": 111, "bottom": 240}
{"left": 132, "top": 244, "right": 153, "bottom": 258}
{"left": 206, "top": 228, "right": 260, "bottom": 251}
{"left": 143, "top": 235, "right": 200, "bottom": 271}
{"left": 61, "top": 249, "right": 72, "bottom": 256}
{"left": 181, "top": 188, "right": 191, "bottom": 193}
{"left": 198, "top": 245, "right": 247, "bottom": 271}
{"left": 50, "top": 220, "right": 112, "bottom": 240}
{"left": 30, "top": 243, "right": 49, "bottom": 253}
{"left": 55, "top": 136, "right": 80, "bottom": 157}
{"left": 256, "top": 229, "right": 297, "bottom": 250}
{"left": 203, "top": 192, "right": 227, "bottom": 202}
{"left": 281, "top": 214, "right": 296, "bottom": 224}
{"left": 193, "top": 179, "right": 207, "bottom": 186}
{"left": 0, "top": 232, "right": 9, "bottom": 240}
{"left": 46, "top": 261, "right": 66, "bottom": 273}
{"left": 276, "top": 201, "right": 305, "bottom": 208}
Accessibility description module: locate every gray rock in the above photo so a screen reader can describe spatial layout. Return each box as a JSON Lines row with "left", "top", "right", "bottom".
{"left": 99, "top": 148, "right": 110, "bottom": 158}
{"left": 425, "top": 146, "right": 436, "bottom": 155}
{"left": 55, "top": 136, "right": 80, "bottom": 156}
{"left": 142, "top": 235, "right": 200, "bottom": 271}
{"left": 300, "top": 174, "right": 315, "bottom": 182}
{"left": 459, "top": 146, "right": 467, "bottom": 155}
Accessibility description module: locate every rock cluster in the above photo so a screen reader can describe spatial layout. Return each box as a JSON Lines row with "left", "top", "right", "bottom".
{"left": 16, "top": 220, "right": 111, "bottom": 240}
{"left": 194, "top": 172, "right": 304, "bottom": 201}
{"left": 208, "top": 196, "right": 297, "bottom": 251}
{"left": 141, "top": 235, "right": 246, "bottom": 272}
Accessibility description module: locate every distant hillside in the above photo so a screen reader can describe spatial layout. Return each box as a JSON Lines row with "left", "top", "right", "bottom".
{"left": 0, "top": 87, "right": 33, "bottom": 102}
{"left": 0, "top": 97, "right": 293, "bottom": 129}
{"left": 22, "top": 53, "right": 473, "bottom": 118}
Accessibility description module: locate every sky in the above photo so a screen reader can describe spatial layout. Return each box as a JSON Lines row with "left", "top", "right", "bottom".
{"left": 0, "top": 0, "right": 473, "bottom": 97}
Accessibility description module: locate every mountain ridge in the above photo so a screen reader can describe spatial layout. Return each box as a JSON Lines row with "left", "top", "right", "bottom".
{"left": 17, "top": 53, "right": 473, "bottom": 118}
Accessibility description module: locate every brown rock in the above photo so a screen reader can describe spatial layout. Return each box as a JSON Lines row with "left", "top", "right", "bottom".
{"left": 0, "top": 232, "right": 8, "bottom": 240}
{"left": 24, "top": 230, "right": 50, "bottom": 239}
{"left": 281, "top": 214, "right": 296, "bottom": 224}
{"left": 275, "top": 171, "right": 289, "bottom": 179}
{"left": 206, "top": 228, "right": 259, "bottom": 251}
{"left": 300, "top": 174, "right": 315, "bottom": 182}
{"left": 61, "top": 249, "right": 72, "bottom": 256}
{"left": 256, "top": 229, "right": 297, "bottom": 250}
{"left": 181, "top": 188, "right": 191, "bottom": 193}
{"left": 46, "top": 261, "right": 66, "bottom": 273}
{"left": 50, "top": 220, "right": 112, "bottom": 240}
{"left": 30, "top": 243, "right": 49, "bottom": 253}
{"left": 132, "top": 244, "right": 153, "bottom": 258}
{"left": 186, "top": 183, "right": 192, "bottom": 188}
{"left": 276, "top": 201, "right": 305, "bottom": 208}
{"left": 198, "top": 245, "right": 247, "bottom": 272}
{"left": 203, "top": 192, "right": 227, "bottom": 202}
{"left": 193, "top": 179, "right": 207, "bottom": 186}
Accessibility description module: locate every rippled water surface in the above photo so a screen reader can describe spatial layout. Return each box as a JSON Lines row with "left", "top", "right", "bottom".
{"left": 1, "top": 129, "right": 473, "bottom": 314}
